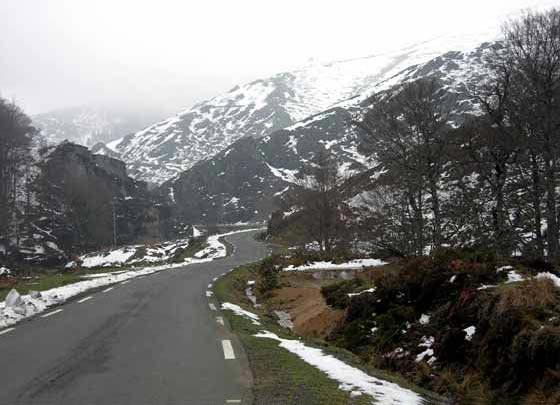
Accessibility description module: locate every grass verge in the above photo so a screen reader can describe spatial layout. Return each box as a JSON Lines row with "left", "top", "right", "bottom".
{"left": 214, "top": 263, "right": 431, "bottom": 405}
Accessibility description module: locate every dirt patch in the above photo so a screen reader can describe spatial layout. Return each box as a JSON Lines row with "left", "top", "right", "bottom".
{"left": 266, "top": 273, "right": 345, "bottom": 339}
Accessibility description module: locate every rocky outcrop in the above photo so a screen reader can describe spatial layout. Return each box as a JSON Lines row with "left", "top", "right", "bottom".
{"left": 5, "top": 142, "right": 171, "bottom": 266}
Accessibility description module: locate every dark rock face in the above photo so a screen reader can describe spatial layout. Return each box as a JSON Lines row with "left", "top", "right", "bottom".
{"left": 23, "top": 142, "right": 169, "bottom": 258}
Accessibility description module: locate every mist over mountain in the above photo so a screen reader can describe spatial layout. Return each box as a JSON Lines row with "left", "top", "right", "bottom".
{"left": 32, "top": 105, "right": 168, "bottom": 147}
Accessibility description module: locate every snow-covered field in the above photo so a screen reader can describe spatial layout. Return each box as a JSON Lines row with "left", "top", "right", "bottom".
{"left": 284, "top": 258, "right": 386, "bottom": 272}
{"left": 0, "top": 229, "right": 259, "bottom": 329}
{"left": 220, "top": 302, "right": 422, "bottom": 405}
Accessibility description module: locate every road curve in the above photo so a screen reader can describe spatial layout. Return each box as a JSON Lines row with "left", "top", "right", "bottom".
{"left": 0, "top": 230, "right": 269, "bottom": 405}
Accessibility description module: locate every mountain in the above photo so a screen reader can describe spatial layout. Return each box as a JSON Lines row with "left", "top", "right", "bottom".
{"left": 165, "top": 40, "right": 496, "bottom": 225}
{"left": 106, "top": 35, "right": 490, "bottom": 185}
{"left": 32, "top": 106, "right": 167, "bottom": 147}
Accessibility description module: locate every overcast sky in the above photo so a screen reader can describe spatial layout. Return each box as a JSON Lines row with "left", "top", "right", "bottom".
{"left": 0, "top": 0, "right": 557, "bottom": 115}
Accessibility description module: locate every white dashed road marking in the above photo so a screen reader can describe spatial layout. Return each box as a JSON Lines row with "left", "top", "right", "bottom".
{"left": 0, "top": 327, "right": 15, "bottom": 336}
{"left": 206, "top": 291, "right": 213, "bottom": 297}
{"left": 209, "top": 303, "right": 217, "bottom": 311}
{"left": 77, "top": 296, "right": 93, "bottom": 303}
{"left": 221, "top": 340, "right": 236, "bottom": 359}
{"left": 216, "top": 316, "right": 224, "bottom": 326}
{"left": 41, "top": 309, "right": 63, "bottom": 318}
{"left": 208, "top": 283, "right": 213, "bottom": 289}
{"left": 225, "top": 400, "right": 241, "bottom": 404}
{"left": 102, "top": 287, "right": 114, "bottom": 293}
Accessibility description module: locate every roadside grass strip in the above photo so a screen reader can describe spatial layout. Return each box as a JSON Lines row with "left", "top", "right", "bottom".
{"left": 214, "top": 263, "right": 441, "bottom": 405}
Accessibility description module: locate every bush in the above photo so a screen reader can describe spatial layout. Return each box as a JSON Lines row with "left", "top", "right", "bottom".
{"left": 321, "top": 278, "right": 364, "bottom": 309}
{"left": 257, "top": 255, "right": 282, "bottom": 293}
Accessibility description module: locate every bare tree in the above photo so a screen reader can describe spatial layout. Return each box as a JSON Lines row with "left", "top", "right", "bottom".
{"left": 484, "top": 9, "right": 560, "bottom": 261}
{"left": 0, "top": 97, "right": 35, "bottom": 242}
{"left": 299, "top": 148, "right": 342, "bottom": 253}
{"left": 359, "top": 78, "right": 452, "bottom": 254}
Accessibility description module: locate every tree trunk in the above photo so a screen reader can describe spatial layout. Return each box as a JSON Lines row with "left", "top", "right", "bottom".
{"left": 544, "top": 153, "right": 558, "bottom": 262}
{"left": 493, "top": 159, "right": 508, "bottom": 257}
{"left": 530, "top": 153, "right": 545, "bottom": 258}
{"left": 428, "top": 176, "right": 442, "bottom": 249}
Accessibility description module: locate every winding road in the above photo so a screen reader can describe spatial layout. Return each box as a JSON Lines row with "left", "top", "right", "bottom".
{"left": 0, "top": 230, "right": 269, "bottom": 405}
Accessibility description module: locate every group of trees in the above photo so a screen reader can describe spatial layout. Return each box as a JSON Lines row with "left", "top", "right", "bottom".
{"left": 0, "top": 97, "right": 36, "bottom": 246}
{"left": 356, "top": 9, "right": 560, "bottom": 261}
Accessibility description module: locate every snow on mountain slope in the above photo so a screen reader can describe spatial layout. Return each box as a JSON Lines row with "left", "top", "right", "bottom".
{"left": 108, "top": 34, "right": 492, "bottom": 185}
{"left": 167, "top": 40, "right": 496, "bottom": 224}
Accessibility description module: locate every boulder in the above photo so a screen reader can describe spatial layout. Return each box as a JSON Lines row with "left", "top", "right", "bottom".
{"left": 5, "top": 289, "right": 23, "bottom": 308}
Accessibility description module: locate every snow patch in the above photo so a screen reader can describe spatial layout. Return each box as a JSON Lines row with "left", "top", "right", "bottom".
{"left": 284, "top": 259, "right": 386, "bottom": 271}
{"left": 255, "top": 331, "right": 423, "bottom": 405}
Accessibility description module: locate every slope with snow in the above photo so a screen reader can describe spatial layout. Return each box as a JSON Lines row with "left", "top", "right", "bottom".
{"left": 168, "top": 40, "right": 495, "bottom": 224}
{"left": 106, "top": 34, "right": 492, "bottom": 185}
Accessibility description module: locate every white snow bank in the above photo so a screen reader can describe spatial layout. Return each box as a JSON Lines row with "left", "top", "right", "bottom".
{"left": 81, "top": 247, "right": 137, "bottom": 268}
{"left": 536, "top": 272, "right": 560, "bottom": 288}
{"left": 255, "top": 331, "right": 423, "bottom": 405}
{"left": 221, "top": 302, "right": 261, "bottom": 325}
{"left": 284, "top": 259, "right": 386, "bottom": 272}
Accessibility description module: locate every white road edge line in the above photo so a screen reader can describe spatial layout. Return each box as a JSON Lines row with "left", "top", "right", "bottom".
{"left": 121, "top": 280, "right": 130, "bottom": 285}
{"left": 102, "top": 287, "right": 114, "bottom": 293}
{"left": 77, "top": 296, "right": 93, "bottom": 303}
{"left": 225, "top": 400, "right": 242, "bottom": 404}
{"left": 221, "top": 339, "right": 236, "bottom": 360}
{"left": 216, "top": 316, "right": 224, "bottom": 326}
{"left": 206, "top": 291, "right": 213, "bottom": 297}
{"left": 0, "top": 327, "right": 15, "bottom": 336}
{"left": 41, "top": 309, "right": 63, "bottom": 318}
{"left": 209, "top": 303, "right": 217, "bottom": 311}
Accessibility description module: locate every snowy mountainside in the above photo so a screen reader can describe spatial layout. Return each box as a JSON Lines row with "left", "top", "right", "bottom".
{"left": 32, "top": 106, "right": 166, "bottom": 147}
{"left": 108, "top": 35, "right": 491, "bottom": 185}
{"left": 166, "top": 41, "right": 496, "bottom": 224}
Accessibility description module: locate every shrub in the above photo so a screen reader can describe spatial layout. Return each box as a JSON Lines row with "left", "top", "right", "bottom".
{"left": 321, "top": 278, "right": 364, "bottom": 309}
{"left": 257, "top": 255, "right": 282, "bottom": 293}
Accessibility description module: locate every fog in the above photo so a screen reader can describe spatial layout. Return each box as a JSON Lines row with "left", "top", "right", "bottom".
{"left": 0, "top": 0, "right": 557, "bottom": 115}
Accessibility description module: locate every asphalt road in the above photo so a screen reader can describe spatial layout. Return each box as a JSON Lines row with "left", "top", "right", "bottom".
{"left": 0, "top": 230, "right": 270, "bottom": 405}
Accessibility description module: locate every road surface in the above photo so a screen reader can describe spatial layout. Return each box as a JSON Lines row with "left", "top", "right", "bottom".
{"left": 0, "top": 230, "right": 269, "bottom": 405}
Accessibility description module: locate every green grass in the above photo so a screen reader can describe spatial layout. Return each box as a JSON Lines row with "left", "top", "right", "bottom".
{"left": 0, "top": 273, "right": 82, "bottom": 301}
{"left": 214, "top": 264, "right": 374, "bottom": 405}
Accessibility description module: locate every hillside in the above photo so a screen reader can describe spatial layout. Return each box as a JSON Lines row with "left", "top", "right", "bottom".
{"left": 165, "top": 40, "right": 495, "bottom": 225}
{"left": 105, "top": 35, "right": 490, "bottom": 185}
